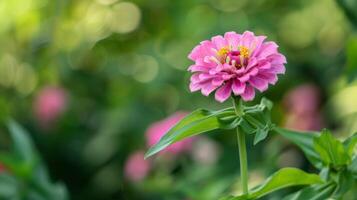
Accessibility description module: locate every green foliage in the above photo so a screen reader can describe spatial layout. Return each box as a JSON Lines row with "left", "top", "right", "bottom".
{"left": 343, "top": 132, "right": 357, "bottom": 156}
{"left": 221, "top": 168, "right": 323, "bottom": 200}
{"left": 145, "top": 107, "right": 238, "bottom": 158}
{"left": 146, "top": 98, "right": 274, "bottom": 158}
{"left": 313, "top": 129, "right": 350, "bottom": 169}
{"left": 276, "top": 128, "right": 357, "bottom": 200}
{"left": 0, "top": 120, "right": 68, "bottom": 200}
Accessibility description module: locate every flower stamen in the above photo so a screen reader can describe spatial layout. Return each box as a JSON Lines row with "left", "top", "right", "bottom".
{"left": 217, "top": 47, "right": 230, "bottom": 58}
{"left": 240, "top": 46, "right": 250, "bottom": 58}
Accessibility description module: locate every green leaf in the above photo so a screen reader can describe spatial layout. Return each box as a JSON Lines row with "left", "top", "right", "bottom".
{"left": 349, "top": 157, "right": 357, "bottom": 178}
{"left": 343, "top": 132, "right": 357, "bottom": 156}
{"left": 313, "top": 129, "right": 350, "bottom": 168}
{"left": 145, "top": 108, "right": 238, "bottom": 158}
{"left": 240, "top": 98, "right": 274, "bottom": 145}
{"left": 332, "top": 170, "right": 354, "bottom": 199}
{"left": 7, "top": 120, "right": 38, "bottom": 163}
{"left": 283, "top": 181, "right": 336, "bottom": 200}
{"left": 253, "top": 129, "right": 269, "bottom": 145}
{"left": 274, "top": 127, "right": 323, "bottom": 169}
{"left": 225, "top": 168, "right": 323, "bottom": 200}
{"left": 0, "top": 174, "right": 19, "bottom": 199}
{"left": 247, "top": 168, "right": 323, "bottom": 199}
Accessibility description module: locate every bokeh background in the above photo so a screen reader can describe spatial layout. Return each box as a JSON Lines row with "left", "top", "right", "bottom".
{"left": 0, "top": 0, "right": 357, "bottom": 199}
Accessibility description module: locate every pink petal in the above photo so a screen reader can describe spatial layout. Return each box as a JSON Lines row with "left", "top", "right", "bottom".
{"left": 201, "top": 83, "right": 218, "bottom": 96}
{"left": 188, "top": 41, "right": 215, "bottom": 61}
{"left": 240, "top": 31, "right": 256, "bottom": 49}
{"left": 258, "top": 62, "right": 271, "bottom": 70}
{"left": 256, "top": 42, "right": 278, "bottom": 59}
{"left": 215, "top": 81, "right": 232, "bottom": 103}
{"left": 241, "top": 84, "right": 255, "bottom": 101}
{"left": 238, "top": 73, "right": 250, "bottom": 82}
{"left": 190, "top": 73, "right": 201, "bottom": 83}
{"left": 212, "top": 78, "right": 224, "bottom": 86}
{"left": 188, "top": 65, "right": 210, "bottom": 72}
{"left": 189, "top": 82, "right": 201, "bottom": 92}
{"left": 258, "top": 73, "right": 278, "bottom": 85}
{"left": 249, "top": 76, "right": 268, "bottom": 92}
{"left": 248, "top": 67, "right": 259, "bottom": 76}
{"left": 224, "top": 31, "right": 241, "bottom": 50}
{"left": 270, "top": 64, "right": 285, "bottom": 74}
{"left": 232, "top": 79, "right": 246, "bottom": 95}
{"left": 268, "top": 53, "right": 287, "bottom": 65}
{"left": 246, "top": 57, "right": 258, "bottom": 70}
{"left": 211, "top": 35, "right": 228, "bottom": 50}
{"left": 251, "top": 36, "right": 267, "bottom": 57}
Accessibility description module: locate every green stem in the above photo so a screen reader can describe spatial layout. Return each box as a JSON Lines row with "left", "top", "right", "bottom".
{"left": 233, "top": 97, "right": 249, "bottom": 195}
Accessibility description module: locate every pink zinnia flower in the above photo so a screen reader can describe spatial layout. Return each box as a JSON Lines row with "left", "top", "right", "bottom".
{"left": 124, "top": 151, "right": 150, "bottom": 182}
{"left": 34, "top": 86, "right": 67, "bottom": 127}
{"left": 146, "top": 112, "right": 194, "bottom": 155}
{"left": 188, "top": 31, "right": 286, "bottom": 102}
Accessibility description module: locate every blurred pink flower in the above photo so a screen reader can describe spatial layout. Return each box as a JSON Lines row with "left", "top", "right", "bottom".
{"left": 0, "top": 163, "right": 5, "bottom": 173}
{"left": 188, "top": 31, "right": 286, "bottom": 102}
{"left": 192, "top": 137, "right": 220, "bottom": 165}
{"left": 284, "top": 114, "right": 323, "bottom": 132}
{"left": 124, "top": 151, "right": 150, "bottom": 182}
{"left": 146, "top": 112, "right": 194, "bottom": 155}
{"left": 283, "top": 84, "right": 323, "bottom": 131}
{"left": 34, "top": 86, "right": 67, "bottom": 127}
{"left": 284, "top": 84, "right": 320, "bottom": 116}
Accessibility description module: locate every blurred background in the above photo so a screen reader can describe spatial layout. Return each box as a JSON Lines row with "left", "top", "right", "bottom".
{"left": 0, "top": 0, "right": 357, "bottom": 199}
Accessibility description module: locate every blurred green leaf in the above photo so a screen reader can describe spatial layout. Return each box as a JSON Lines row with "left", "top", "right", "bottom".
{"left": 348, "top": 157, "right": 357, "bottom": 178}
{"left": 336, "top": 0, "right": 357, "bottom": 28}
{"left": 222, "top": 168, "right": 323, "bottom": 200}
{"left": 282, "top": 181, "right": 336, "bottom": 200}
{"left": 332, "top": 169, "right": 354, "bottom": 199}
{"left": 0, "top": 174, "right": 19, "bottom": 199}
{"left": 313, "top": 129, "right": 350, "bottom": 168}
{"left": 7, "top": 120, "right": 37, "bottom": 164}
{"left": 274, "top": 128, "right": 323, "bottom": 169}
{"left": 253, "top": 129, "right": 269, "bottom": 145}
{"left": 0, "top": 120, "right": 69, "bottom": 200}
{"left": 345, "top": 36, "right": 357, "bottom": 81}
{"left": 247, "top": 168, "right": 323, "bottom": 199}
{"left": 145, "top": 107, "right": 238, "bottom": 158}
{"left": 343, "top": 132, "right": 357, "bottom": 157}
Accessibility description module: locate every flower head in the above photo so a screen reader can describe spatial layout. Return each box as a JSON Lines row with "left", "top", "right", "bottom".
{"left": 124, "top": 151, "right": 150, "bottom": 182}
{"left": 188, "top": 31, "right": 286, "bottom": 102}
{"left": 146, "top": 112, "right": 194, "bottom": 155}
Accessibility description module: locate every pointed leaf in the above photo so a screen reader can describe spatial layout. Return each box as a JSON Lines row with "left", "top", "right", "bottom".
{"left": 145, "top": 108, "right": 238, "bottom": 158}
{"left": 343, "top": 132, "right": 357, "bottom": 156}
{"left": 225, "top": 168, "right": 323, "bottom": 200}
{"left": 7, "top": 120, "right": 37, "bottom": 163}
{"left": 241, "top": 98, "right": 274, "bottom": 145}
{"left": 313, "top": 129, "right": 350, "bottom": 168}
{"left": 247, "top": 168, "right": 323, "bottom": 199}
{"left": 282, "top": 181, "right": 336, "bottom": 200}
{"left": 253, "top": 129, "right": 268, "bottom": 145}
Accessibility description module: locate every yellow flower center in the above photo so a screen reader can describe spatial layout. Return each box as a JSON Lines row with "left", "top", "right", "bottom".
{"left": 240, "top": 46, "right": 249, "bottom": 58}
{"left": 217, "top": 47, "right": 229, "bottom": 57}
